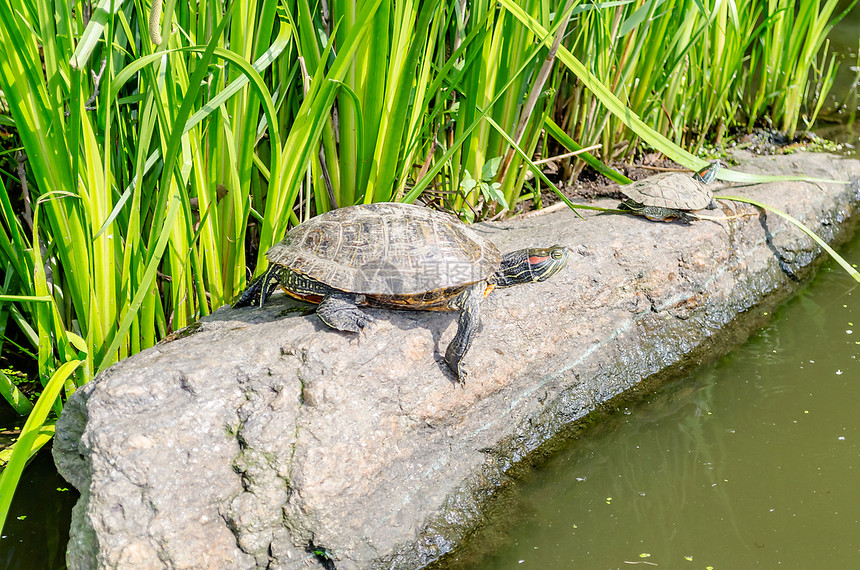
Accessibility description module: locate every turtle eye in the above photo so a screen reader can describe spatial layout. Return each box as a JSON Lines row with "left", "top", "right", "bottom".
{"left": 551, "top": 249, "right": 564, "bottom": 260}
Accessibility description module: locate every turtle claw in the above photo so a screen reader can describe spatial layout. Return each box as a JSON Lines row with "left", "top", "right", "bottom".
{"left": 356, "top": 318, "right": 378, "bottom": 343}
{"left": 455, "top": 366, "right": 468, "bottom": 386}
{"left": 437, "top": 356, "right": 467, "bottom": 386}
{"left": 353, "top": 312, "right": 376, "bottom": 333}
{"left": 441, "top": 349, "right": 469, "bottom": 385}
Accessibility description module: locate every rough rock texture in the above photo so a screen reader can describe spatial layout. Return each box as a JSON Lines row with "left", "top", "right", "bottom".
{"left": 54, "top": 152, "right": 860, "bottom": 569}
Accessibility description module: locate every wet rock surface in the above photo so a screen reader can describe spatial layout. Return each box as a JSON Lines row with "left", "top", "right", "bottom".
{"left": 54, "top": 152, "right": 860, "bottom": 569}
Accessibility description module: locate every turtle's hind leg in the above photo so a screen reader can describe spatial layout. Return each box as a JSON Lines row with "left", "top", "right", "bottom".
{"left": 316, "top": 293, "right": 375, "bottom": 333}
{"left": 234, "top": 267, "right": 280, "bottom": 308}
{"left": 444, "top": 282, "right": 484, "bottom": 384}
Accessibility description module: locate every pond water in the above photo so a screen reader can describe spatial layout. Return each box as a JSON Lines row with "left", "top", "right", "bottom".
{"left": 0, "top": 446, "right": 75, "bottom": 570}
{"left": 436, "top": 221, "right": 860, "bottom": 569}
{"left": 827, "top": 0, "right": 860, "bottom": 115}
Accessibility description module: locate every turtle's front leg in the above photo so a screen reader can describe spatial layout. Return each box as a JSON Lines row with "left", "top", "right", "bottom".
{"left": 444, "top": 283, "right": 484, "bottom": 383}
{"left": 316, "top": 293, "right": 375, "bottom": 333}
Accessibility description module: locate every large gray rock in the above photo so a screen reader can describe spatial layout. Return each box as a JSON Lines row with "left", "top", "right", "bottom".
{"left": 54, "top": 152, "right": 860, "bottom": 569}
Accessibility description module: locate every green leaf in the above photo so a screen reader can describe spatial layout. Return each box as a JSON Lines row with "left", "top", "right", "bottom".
{"left": 461, "top": 170, "right": 477, "bottom": 193}
{"left": 481, "top": 181, "right": 509, "bottom": 210}
{"left": 481, "top": 156, "right": 502, "bottom": 182}
{"left": 544, "top": 118, "right": 630, "bottom": 184}
{"left": 618, "top": 0, "right": 657, "bottom": 37}
{"left": 69, "top": 0, "right": 125, "bottom": 69}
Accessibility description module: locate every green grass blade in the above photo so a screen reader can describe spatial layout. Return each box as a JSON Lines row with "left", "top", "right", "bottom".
{"left": 0, "top": 296, "right": 53, "bottom": 303}
{"left": 484, "top": 115, "right": 612, "bottom": 217}
{"left": 0, "top": 424, "right": 54, "bottom": 469}
{"left": 69, "top": 0, "right": 125, "bottom": 69}
{"left": 96, "top": 191, "right": 181, "bottom": 375}
{"left": 0, "top": 370, "right": 34, "bottom": 415}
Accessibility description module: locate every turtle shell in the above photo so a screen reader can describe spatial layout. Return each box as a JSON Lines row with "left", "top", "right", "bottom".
{"left": 620, "top": 171, "right": 714, "bottom": 211}
{"left": 267, "top": 202, "right": 501, "bottom": 296}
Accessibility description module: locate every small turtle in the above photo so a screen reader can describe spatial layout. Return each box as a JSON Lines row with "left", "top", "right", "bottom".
{"left": 234, "top": 202, "right": 569, "bottom": 382}
{"left": 618, "top": 161, "right": 722, "bottom": 222}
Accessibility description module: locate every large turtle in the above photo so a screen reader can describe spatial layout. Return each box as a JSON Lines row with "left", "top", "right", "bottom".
{"left": 234, "top": 202, "right": 569, "bottom": 382}
{"left": 618, "top": 161, "right": 722, "bottom": 222}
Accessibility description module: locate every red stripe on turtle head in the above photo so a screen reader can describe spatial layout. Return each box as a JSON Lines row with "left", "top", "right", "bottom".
{"left": 528, "top": 255, "right": 550, "bottom": 265}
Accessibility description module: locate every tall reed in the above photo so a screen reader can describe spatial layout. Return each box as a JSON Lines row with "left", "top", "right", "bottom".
{"left": 747, "top": 0, "right": 853, "bottom": 135}
{"left": 553, "top": 0, "right": 854, "bottom": 180}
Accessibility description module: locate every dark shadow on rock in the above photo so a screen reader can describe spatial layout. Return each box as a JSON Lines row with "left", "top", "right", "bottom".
{"left": 758, "top": 210, "right": 801, "bottom": 282}
{"left": 212, "top": 291, "right": 467, "bottom": 384}
{"left": 204, "top": 294, "right": 316, "bottom": 325}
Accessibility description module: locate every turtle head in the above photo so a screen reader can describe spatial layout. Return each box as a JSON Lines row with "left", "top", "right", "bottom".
{"left": 527, "top": 245, "right": 569, "bottom": 282}
{"left": 494, "top": 245, "right": 569, "bottom": 287}
{"left": 693, "top": 160, "right": 726, "bottom": 184}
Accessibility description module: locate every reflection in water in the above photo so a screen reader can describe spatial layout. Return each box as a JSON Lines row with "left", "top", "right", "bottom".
{"left": 439, "top": 228, "right": 860, "bottom": 570}
{"left": 1, "top": 449, "right": 76, "bottom": 570}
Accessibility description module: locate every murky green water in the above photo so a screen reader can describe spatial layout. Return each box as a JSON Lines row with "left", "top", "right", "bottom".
{"left": 440, "top": 224, "right": 860, "bottom": 570}
{"left": 828, "top": 0, "right": 860, "bottom": 113}
{"left": 0, "top": 448, "right": 75, "bottom": 570}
